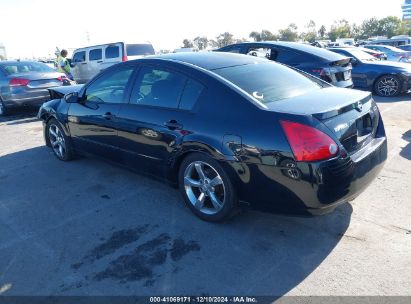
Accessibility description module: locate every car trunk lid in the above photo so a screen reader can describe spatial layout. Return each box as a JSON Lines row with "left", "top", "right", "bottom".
{"left": 266, "top": 87, "right": 380, "bottom": 154}
{"left": 9, "top": 72, "right": 65, "bottom": 89}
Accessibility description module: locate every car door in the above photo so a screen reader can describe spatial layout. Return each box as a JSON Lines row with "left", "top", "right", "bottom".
{"left": 71, "top": 50, "right": 88, "bottom": 84}
{"left": 67, "top": 64, "right": 135, "bottom": 161}
{"left": 87, "top": 48, "right": 103, "bottom": 81}
{"left": 116, "top": 64, "right": 205, "bottom": 176}
{"left": 101, "top": 43, "right": 123, "bottom": 71}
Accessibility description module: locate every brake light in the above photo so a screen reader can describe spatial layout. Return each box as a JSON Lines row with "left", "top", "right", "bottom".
{"left": 122, "top": 55, "right": 128, "bottom": 62}
{"left": 9, "top": 78, "right": 30, "bottom": 86}
{"left": 280, "top": 120, "right": 339, "bottom": 162}
{"left": 57, "top": 75, "right": 67, "bottom": 82}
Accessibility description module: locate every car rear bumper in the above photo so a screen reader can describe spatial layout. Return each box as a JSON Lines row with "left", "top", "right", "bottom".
{"left": 2, "top": 90, "right": 50, "bottom": 107}
{"left": 333, "top": 79, "right": 354, "bottom": 88}
{"left": 234, "top": 136, "right": 387, "bottom": 215}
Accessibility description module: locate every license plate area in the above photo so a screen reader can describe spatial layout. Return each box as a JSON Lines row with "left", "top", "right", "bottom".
{"left": 344, "top": 70, "right": 351, "bottom": 81}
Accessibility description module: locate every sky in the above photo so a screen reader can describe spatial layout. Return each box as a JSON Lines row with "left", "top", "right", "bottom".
{"left": 0, "top": 0, "right": 404, "bottom": 58}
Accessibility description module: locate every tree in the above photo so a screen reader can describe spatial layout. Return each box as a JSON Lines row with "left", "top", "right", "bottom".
{"left": 318, "top": 25, "right": 327, "bottom": 39}
{"left": 278, "top": 23, "right": 299, "bottom": 41}
{"left": 249, "top": 30, "right": 278, "bottom": 42}
{"left": 193, "top": 36, "right": 209, "bottom": 50}
{"left": 300, "top": 20, "right": 317, "bottom": 42}
{"left": 328, "top": 19, "right": 351, "bottom": 41}
{"left": 379, "top": 16, "right": 407, "bottom": 38}
{"left": 249, "top": 31, "right": 262, "bottom": 41}
{"left": 182, "top": 39, "right": 194, "bottom": 48}
{"left": 213, "top": 32, "right": 235, "bottom": 48}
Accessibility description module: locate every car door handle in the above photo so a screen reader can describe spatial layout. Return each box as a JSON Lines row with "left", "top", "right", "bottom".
{"left": 97, "top": 60, "right": 103, "bottom": 63}
{"left": 81, "top": 62, "right": 87, "bottom": 65}
{"left": 102, "top": 112, "right": 115, "bottom": 120}
{"left": 164, "top": 120, "right": 182, "bottom": 130}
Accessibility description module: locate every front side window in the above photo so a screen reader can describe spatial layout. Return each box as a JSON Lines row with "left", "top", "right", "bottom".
{"left": 214, "top": 61, "right": 323, "bottom": 104}
{"left": 105, "top": 45, "right": 120, "bottom": 59}
{"left": 130, "top": 66, "right": 186, "bottom": 109}
{"left": 89, "top": 49, "right": 102, "bottom": 61}
{"left": 72, "top": 51, "right": 86, "bottom": 63}
{"left": 85, "top": 66, "right": 134, "bottom": 103}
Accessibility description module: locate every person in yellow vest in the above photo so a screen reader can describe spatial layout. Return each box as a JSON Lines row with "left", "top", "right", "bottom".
{"left": 57, "top": 49, "right": 73, "bottom": 80}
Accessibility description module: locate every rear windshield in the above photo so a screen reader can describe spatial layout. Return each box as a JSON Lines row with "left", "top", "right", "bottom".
{"left": 0, "top": 62, "right": 54, "bottom": 75}
{"left": 348, "top": 49, "right": 377, "bottom": 61}
{"left": 126, "top": 44, "right": 155, "bottom": 56}
{"left": 214, "top": 62, "right": 322, "bottom": 104}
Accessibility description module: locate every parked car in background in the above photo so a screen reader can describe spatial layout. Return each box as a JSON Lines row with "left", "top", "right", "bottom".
{"left": 71, "top": 42, "right": 155, "bottom": 84}
{"left": 365, "top": 45, "right": 411, "bottom": 62}
{"left": 0, "top": 61, "right": 68, "bottom": 115}
{"left": 360, "top": 47, "right": 388, "bottom": 60}
{"left": 329, "top": 47, "right": 411, "bottom": 97}
{"left": 397, "top": 44, "right": 411, "bottom": 52}
{"left": 216, "top": 41, "right": 353, "bottom": 88}
{"left": 38, "top": 52, "right": 386, "bottom": 222}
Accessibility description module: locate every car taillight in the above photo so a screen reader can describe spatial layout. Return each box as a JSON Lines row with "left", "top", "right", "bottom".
{"left": 280, "top": 120, "right": 339, "bottom": 162}
{"left": 122, "top": 55, "right": 128, "bottom": 62}
{"left": 312, "top": 68, "right": 333, "bottom": 83}
{"left": 57, "top": 75, "right": 67, "bottom": 82}
{"left": 9, "top": 78, "right": 30, "bottom": 86}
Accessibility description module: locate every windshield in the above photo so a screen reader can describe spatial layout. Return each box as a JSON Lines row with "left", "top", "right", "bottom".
{"left": 126, "top": 44, "right": 155, "bottom": 56}
{"left": 0, "top": 62, "right": 54, "bottom": 75}
{"left": 214, "top": 62, "right": 323, "bottom": 104}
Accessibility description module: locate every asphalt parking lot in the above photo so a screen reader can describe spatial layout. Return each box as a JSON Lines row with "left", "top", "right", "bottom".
{"left": 0, "top": 93, "right": 410, "bottom": 297}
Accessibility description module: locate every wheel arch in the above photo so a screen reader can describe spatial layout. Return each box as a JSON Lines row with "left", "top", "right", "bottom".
{"left": 166, "top": 143, "right": 242, "bottom": 190}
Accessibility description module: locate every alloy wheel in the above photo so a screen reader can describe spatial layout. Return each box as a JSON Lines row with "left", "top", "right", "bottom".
{"left": 377, "top": 76, "right": 399, "bottom": 96}
{"left": 183, "top": 161, "right": 226, "bottom": 215}
{"left": 49, "top": 124, "right": 66, "bottom": 159}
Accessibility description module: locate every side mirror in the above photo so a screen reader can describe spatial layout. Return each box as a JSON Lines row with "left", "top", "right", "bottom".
{"left": 64, "top": 92, "right": 80, "bottom": 103}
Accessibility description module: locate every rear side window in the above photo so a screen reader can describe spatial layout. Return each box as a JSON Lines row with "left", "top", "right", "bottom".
{"left": 179, "top": 79, "right": 204, "bottom": 110}
{"left": 130, "top": 66, "right": 186, "bottom": 109}
{"left": 105, "top": 45, "right": 120, "bottom": 59}
{"left": 223, "top": 46, "right": 244, "bottom": 53}
{"left": 89, "top": 48, "right": 102, "bottom": 61}
{"left": 214, "top": 62, "right": 322, "bottom": 104}
{"left": 126, "top": 44, "right": 155, "bottom": 56}
{"left": 276, "top": 49, "right": 305, "bottom": 63}
{"left": 72, "top": 51, "right": 86, "bottom": 63}
{"left": 85, "top": 66, "right": 134, "bottom": 103}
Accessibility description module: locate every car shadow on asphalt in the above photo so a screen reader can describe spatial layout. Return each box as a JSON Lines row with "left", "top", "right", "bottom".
{"left": 400, "top": 130, "right": 411, "bottom": 160}
{"left": 0, "top": 146, "right": 352, "bottom": 296}
{"left": 0, "top": 107, "right": 39, "bottom": 125}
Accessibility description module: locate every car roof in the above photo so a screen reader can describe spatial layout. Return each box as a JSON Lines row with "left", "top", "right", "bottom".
{"left": 226, "top": 41, "right": 347, "bottom": 61}
{"left": 146, "top": 52, "right": 269, "bottom": 70}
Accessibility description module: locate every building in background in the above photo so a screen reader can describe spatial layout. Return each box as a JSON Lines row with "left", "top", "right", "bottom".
{"left": 0, "top": 44, "right": 6, "bottom": 61}
{"left": 402, "top": 0, "right": 411, "bottom": 27}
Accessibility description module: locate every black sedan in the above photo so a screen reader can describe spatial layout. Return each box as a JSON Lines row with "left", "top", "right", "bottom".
{"left": 329, "top": 47, "right": 411, "bottom": 97}
{"left": 38, "top": 53, "right": 387, "bottom": 221}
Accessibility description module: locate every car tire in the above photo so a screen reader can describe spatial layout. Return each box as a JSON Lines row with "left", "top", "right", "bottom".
{"left": 178, "top": 153, "right": 238, "bottom": 222}
{"left": 0, "top": 99, "right": 7, "bottom": 116}
{"left": 46, "top": 118, "right": 74, "bottom": 161}
{"left": 373, "top": 75, "right": 401, "bottom": 97}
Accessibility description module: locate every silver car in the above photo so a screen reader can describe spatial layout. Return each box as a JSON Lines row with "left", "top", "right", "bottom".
{"left": 0, "top": 61, "right": 68, "bottom": 115}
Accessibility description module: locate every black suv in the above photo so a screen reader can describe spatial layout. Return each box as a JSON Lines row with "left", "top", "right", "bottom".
{"left": 216, "top": 41, "right": 353, "bottom": 88}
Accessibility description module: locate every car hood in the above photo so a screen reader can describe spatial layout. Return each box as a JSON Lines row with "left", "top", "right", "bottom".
{"left": 48, "top": 84, "right": 84, "bottom": 99}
